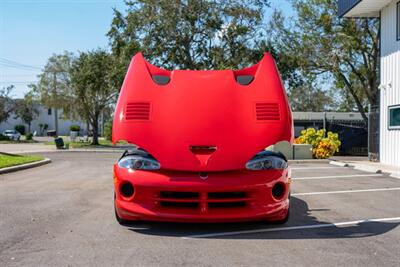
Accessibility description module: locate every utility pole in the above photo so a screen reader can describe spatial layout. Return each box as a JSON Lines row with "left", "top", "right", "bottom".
{"left": 53, "top": 72, "right": 58, "bottom": 136}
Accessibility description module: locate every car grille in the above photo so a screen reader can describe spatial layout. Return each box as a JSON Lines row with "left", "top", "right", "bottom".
{"left": 156, "top": 191, "right": 252, "bottom": 212}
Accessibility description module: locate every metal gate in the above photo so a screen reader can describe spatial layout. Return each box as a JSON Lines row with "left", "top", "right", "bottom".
{"left": 368, "top": 105, "right": 380, "bottom": 161}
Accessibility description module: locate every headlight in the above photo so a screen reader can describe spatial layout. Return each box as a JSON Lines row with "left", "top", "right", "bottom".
{"left": 118, "top": 155, "right": 161, "bottom": 170}
{"left": 246, "top": 151, "right": 288, "bottom": 170}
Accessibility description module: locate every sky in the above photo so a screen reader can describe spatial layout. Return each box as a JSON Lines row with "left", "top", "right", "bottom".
{"left": 0, "top": 0, "right": 292, "bottom": 98}
{"left": 0, "top": 0, "right": 125, "bottom": 98}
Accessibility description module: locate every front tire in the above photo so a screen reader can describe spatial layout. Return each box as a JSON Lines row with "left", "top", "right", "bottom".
{"left": 114, "top": 192, "right": 133, "bottom": 226}
{"left": 272, "top": 208, "right": 290, "bottom": 224}
{"left": 114, "top": 205, "right": 131, "bottom": 226}
{"left": 270, "top": 193, "right": 290, "bottom": 224}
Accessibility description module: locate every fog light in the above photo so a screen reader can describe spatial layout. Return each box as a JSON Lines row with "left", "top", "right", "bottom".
{"left": 120, "top": 182, "right": 134, "bottom": 198}
{"left": 272, "top": 182, "right": 285, "bottom": 199}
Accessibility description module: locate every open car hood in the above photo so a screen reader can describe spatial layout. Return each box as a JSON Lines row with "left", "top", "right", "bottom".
{"left": 113, "top": 52, "right": 293, "bottom": 171}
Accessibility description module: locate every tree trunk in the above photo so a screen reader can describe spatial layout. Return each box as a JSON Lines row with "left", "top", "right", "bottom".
{"left": 91, "top": 116, "right": 99, "bottom": 145}
{"left": 54, "top": 108, "right": 59, "bottom": 136}
{"left": 338, "top": 72, "right": 368, "bottom": 124}
{"left": 86, "top": 120, "right": 90, "bottom": 136}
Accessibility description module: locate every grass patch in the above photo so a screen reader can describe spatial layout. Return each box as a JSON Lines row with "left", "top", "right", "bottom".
{"left": 0, "top": 139, "right": 39, "bottom": 144}
{"left": 0, "top": 153, "right": 45, "bottom": 169}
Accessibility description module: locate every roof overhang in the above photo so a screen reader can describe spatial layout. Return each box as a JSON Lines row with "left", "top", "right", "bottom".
{"left": 338, "top": 0, "right": 392, "bottom": 18}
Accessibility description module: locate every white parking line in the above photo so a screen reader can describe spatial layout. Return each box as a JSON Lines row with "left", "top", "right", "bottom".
{"left": 292, "top": 187, "right": 400, "bottom": 196}
{"left": 291, "top": 166, "right": 346, "bottom": 170}
{"left": 293, "top": 174, "right": 383, "bottom": 180}
{"left": 182, "top": 217, "right": 400, "bottom": 239}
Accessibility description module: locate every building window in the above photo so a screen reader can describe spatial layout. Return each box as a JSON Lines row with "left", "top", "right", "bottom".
{"left": 389, "top": 105, "right": 400, "bottom": 130}
{"left": 398, "top": 1, "right": 400, "bottom": 41}
{"left": 48, "top": 108, "right": 52, "bottom": 115}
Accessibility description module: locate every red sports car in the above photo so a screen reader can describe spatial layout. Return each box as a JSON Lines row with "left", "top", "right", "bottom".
{"left": 112, "top": 52, "right": 293, "bottom": 224}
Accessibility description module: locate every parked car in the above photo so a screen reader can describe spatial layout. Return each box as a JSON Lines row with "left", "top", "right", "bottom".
{"left": 3, "top": 130, "right": 21, "bottom": 141}
{"left": 112, "top": 52, "right": 293, "bottom": 225}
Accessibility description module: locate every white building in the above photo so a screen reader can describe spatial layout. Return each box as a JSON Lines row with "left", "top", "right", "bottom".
{"left": 339, "top": 0, "right": 400, "bottom": 167}
{"left": 0, "top": 105, "right": 88, "bottom": 136}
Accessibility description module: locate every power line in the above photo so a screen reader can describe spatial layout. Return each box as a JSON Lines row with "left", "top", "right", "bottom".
{"left": 0, "top": 81, "right": 37, "bottom": 84}
{"left": 0, "top": 63, "right": 41, "bottom": 72}
{"left": 0, "top": 74, "right": 37, "bottom": 77}
{"left": 0, "top": 57, "right": 42, "bottom": 71}
{"left": 0, "top": 57, "right": 42, "bottom": 69}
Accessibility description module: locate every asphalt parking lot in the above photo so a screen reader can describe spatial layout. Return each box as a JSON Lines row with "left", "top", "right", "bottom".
{"left": 0, "top": 152, "right": 399, "bottom": 267}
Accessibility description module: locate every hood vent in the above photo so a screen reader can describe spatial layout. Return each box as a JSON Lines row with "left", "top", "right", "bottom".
{"left": 125, "top": 102, "right": 151, "bottom": 121}
{"left": 255, "top": 102, "right": 280, "bottom": 121}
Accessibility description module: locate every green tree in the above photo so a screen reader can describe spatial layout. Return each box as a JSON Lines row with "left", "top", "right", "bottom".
{"left": 0, "top": 85, "right": 15, "bottom": 124}
{"left": 269, "top": 0, "right": 379, "bottom": 123}
{"left": 69, "top": 49, "right": 118, "bottom": 145}
{"left": 108, "top": 0, "right": 271, "bottom": 82}
{"left": 108, "top": 0, "right": 310, "bottom": 109}
{"left": 288, "top": 78, "right": 337, "bottom": 112}
{"left": 30, "top": 52, "right": 75, "bottom": 134}
{"left": 14, "top": 92, "right": 40, "bottom": 133}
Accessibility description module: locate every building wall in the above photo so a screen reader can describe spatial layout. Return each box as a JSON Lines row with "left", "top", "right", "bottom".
{"left": 380, "top": 0, "right": 400, "bottom": 166}
{"left": 0, "top": 106, "right": 88, "bottom": 136}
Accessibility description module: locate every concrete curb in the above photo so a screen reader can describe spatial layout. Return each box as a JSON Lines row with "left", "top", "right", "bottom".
{"left": 17, "top": 150, "right": 56, "bottom": 154}
{"left": 70, "top": 148, "right": 126, "bottom": 153}
{"left": 288, "top": 159, "right": 329, "bottom": 164}
{"left": 17, "top": 149, "right": 125, "bottom": 154}
{"left": 329, "top": 161, "right": 349, "bottom": 167}
{"left": 0, "top": 158, "right": 51, "bottom": 174}
{"left": 330, "top": 160, "right": 400, "bottom": 176}
{"left": 352, "top": 164, "right": 382, "bottom": 174}
{"left": 390, "top": 172, "right": 400, "bottom": 179}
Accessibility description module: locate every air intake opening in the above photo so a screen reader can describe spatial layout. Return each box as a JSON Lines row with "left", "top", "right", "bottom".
{"left": 208, "top": 192, "right": 247, "bottom": 199}
{"left": 208, "top": 202, "right": 246, "bottom": 208}
{"left": 272, "top": 182, "right": 285, "bottom": 199}
{"left": 152, "top": 75, "right": 170, "bottom": 85}
{"left": 236, "top": 75, "right": 254, "bottom": 85}
{"left": 160, "top": 191, "right": 199, "bottom": 199}
{"left": 160, "top": 202, "right": 199, "bottom": 209}
{"left": 120, "top": 182, "right": 134, "bottom": 198}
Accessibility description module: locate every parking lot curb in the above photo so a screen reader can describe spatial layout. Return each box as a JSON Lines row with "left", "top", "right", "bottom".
{"left": 329, "top": 161, "right": 349, "bottom": 167}
{"left": 288, "top": 159, "right": 329, "bottom": 164}
{"left": 329, "top": 160, "right": 400, "bottom": 176}
{"left": 69, "top": 148, "right": 126, "bottom": 153}
{"left": 390, "top": 172, "right": 400, "bottom": 179}
{"left": 352, "top": 164, "right": 382, "bottom": 173}
{"left": 0, "top": 158, "right": 51, "bottom": 174}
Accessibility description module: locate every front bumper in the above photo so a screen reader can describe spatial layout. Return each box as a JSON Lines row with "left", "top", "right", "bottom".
{"left": 114, "top": 166, "right": 290, "bottom": 223}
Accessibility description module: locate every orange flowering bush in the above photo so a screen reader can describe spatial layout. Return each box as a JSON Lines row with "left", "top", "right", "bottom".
{"left": 294, "top": 128, "right": 341, "bottom": 159}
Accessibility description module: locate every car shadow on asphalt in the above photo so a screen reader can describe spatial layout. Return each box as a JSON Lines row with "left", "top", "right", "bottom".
{"left": 125, "top": 197, "right": 400, "bottom": 239}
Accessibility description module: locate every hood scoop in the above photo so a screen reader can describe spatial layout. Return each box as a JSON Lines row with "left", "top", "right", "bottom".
{"left": 189, "top": 146, "right": 217, "bottom": 167}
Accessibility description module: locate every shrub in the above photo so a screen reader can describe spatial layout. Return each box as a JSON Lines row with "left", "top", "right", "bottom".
{"left": 26, "top": 133, "right": 33, "bottom": 140}
{"left": 70, "top": 125, "right": 81, "bottom": 132}
{"left": 104, "top": 121, "right": 112, "bottom": 141}
{"left": 15, "top": 124, "right": 26, "bottom": 135}
{"left": 294, "top": 128, "right": 341, "bottom": 159}
{"left": 0, "top": 134, "right": 10, "bottom": 141}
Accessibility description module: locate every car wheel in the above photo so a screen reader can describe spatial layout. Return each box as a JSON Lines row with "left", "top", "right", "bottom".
{"left": 114, "top": 193, "right": 132, "bottom": 226}
{"left": 270, "top": 193, "right": 290, "bottom": 224}
{"left": 272, "top": 207, "right": 290, "bottom": 224}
